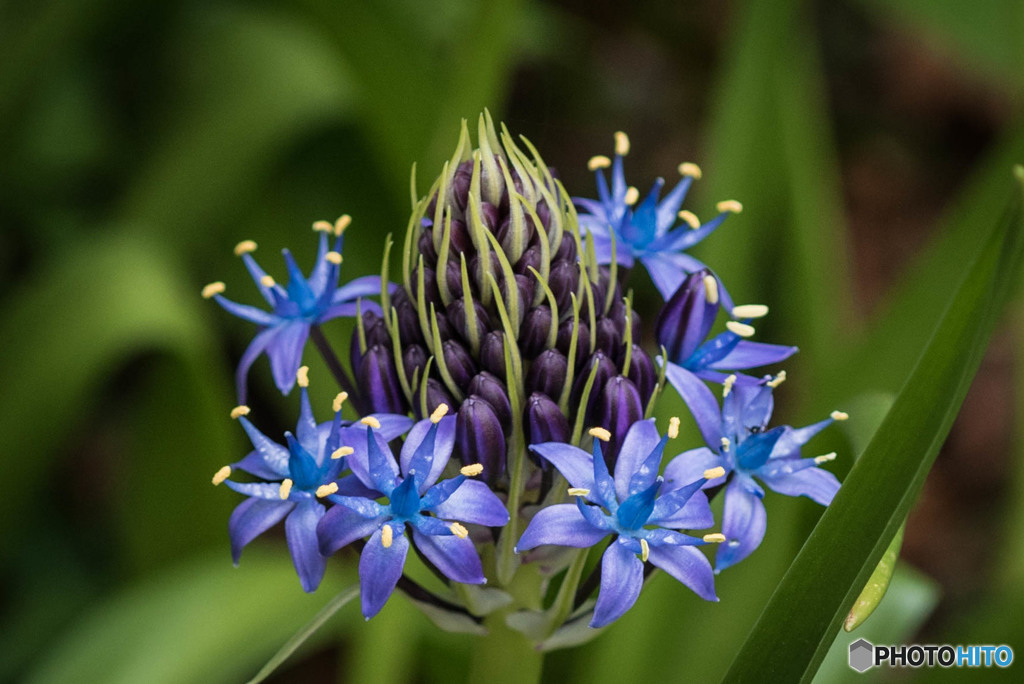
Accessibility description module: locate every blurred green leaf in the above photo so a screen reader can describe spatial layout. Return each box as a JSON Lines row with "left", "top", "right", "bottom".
{"left": 723, "top": 170, "right": 1024, "bottom": 682}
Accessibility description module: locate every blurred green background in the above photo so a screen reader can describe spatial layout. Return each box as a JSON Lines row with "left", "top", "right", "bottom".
{"left": 3, "top": 0, "right": 1024, "bottom": 681}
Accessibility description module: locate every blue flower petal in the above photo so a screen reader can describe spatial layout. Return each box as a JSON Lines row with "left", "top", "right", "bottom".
{"left": 266, "top": 322, "right": 310, "bottom": 395}
{"left": 359, "top": 427, "right": 401, "bottom": 494}
{"left": 529, "top": 443, "right": 594, "bottom": 492}
{"left": 411, "top": 527, "right": 485, "bottom": 584}
{"left": 233, "top": 449, "right": 285, "bottom": 481}
{"left": 429, "top": 480, "right": 509, "bottom": 527}
{"left": 709, "top": 340, "right": 798, "bottom": 371}
{"left": 515, "top": 504, "right": 608, "bottom": 552}
{"left": 716, "top": 480, "right": 767, "bottom": 571}
{"left": 295, "top": 386, "right": 319, "bottom": 452}
{"left": 331, "top": 275, "right": 386, "bottom": 306}
{"left": 757, "top": 461, "right": 840, "bottom": 506}
{"left": 400, "top": 416, "right": 455, "bottom": 493}
{"left": 212, "top": 295, "right": 278, "bottom": 326}
{"left": 228, "top": 497, "right": 294, "bottom": 564}
{"left": 647, "top": 544, "right": 717, "bottom": 601}
{"left": 612, "top": 418, "right": 662, "bottom": 501}
{"left": 648, "top": 488, "right": 714, "bottom": 529}
{"left": 590, "top": 538, "right": 644, "bottom": 628}
{"left": 359, "top": 524, "right": 409, "bottom": 619}
{"left": 662, "top": 362, "right": 723, "bottom": 448}
{"left": 662, "top": 447, "right": 724, "bottom": 491}
{"left": 286, "top": 499, "right": 327, "bottom": 593}
{"left": 771, "top": 417, "right": 834, "bottom": 459}
{"left": 317, "top": 506, "right": 387, "bottom": 556}
{"left": 654, "top": 175, "right": 695, "bottom": 234}
{"left": 235, "top": 326, "right": 281, "bottom": 403}
{"left": 224, "top": 481, "right": 288, "bottom": 500}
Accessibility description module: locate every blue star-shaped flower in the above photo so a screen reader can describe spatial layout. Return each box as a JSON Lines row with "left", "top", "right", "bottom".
{"left": 202, "top": 217, "right": 387, "bottom": 401}
{"left": 211, "top": 368, "right": 414, "bottom": 592}
{"left": 663, "top": 373, "right": 844, "bottom": 572}
{"left": 316, "top": 409, "right": 510, "bottom": 619}
{"left": 573, "top": 131, "right": 740, "bottom": 305}
{"left": 516, "top": 419, "right": 720, "bottom": 628}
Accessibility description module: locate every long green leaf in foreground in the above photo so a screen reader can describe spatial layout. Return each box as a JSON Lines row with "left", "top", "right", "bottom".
{"left": 724, "top": 168, "right": 1024, "bottom": 683}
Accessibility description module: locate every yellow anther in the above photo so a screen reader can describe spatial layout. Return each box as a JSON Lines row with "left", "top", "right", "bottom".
{"left": 703, "top": 274, "right": 719, "bottom": 305}
{"left": 202, "top": 282, "right": 225, "bottom": 299}
{"left": 677, "top": 210, "right": 701, "bottom": 229}
{"left": 230, "top": 405, "right": 251, "bottom": 419}
{"left": 720, "top": 437, "right": 731, "bottom": 452}
{"left": 450, "top": 522, "right": 469, "bottom": 539}
{"left": 668, "top": 416, "right": 680, "bottom": 439}
{"left": 260, "top": 275, "right": 276, "bottom": 288}
{"left": 312, "top": 220, "right": 334, "bottom": 232}
{"left": 296, "top": 365, "right": 309, "bottom": 388}
{"left": 588, "top": 155, "right": 612, "bottom": 171}
{"left": 360, "top": 416, "right": 381, "bottom": 429}
{"left": 767, "top": 370, "right": 787, "bottom": 388}
{"left": 381, "top": 524, "right": 393, "bottom": 548}
{"left": 279, "top": 478, "right": 293, "bottom": 500}
{"left": 460, "top": 463, "right": 484, "bottom": 477}
{"left": 233, "top": 240, "right": 258, "bottom": 256}
{"left": 726, "top": 321, "right": 755, "bottom": 338}
{"left": 815, "top": 452, "right": 837, "bottom": 465}
{"left": 678, "top": 162, "right": 703, "bottom": 179}
{"left": 703, "top": 533, "right": 726, "bottom": 544}
{"left": 333, "top": 392, "right": 348, "bottom": 413}
{"left": 723, "top": 374, "right": 737, "bottom": 398}
{"left": 624, "top": 186, "right": 639, "bottom": 206}
{"left": 212, "top": 465, "right": 231, "bottom": 485}
{"left": 831, "top": 410, "right": 849, "bottom": 421}
{"left": 316, "top": 482, "right": 339, "bottom": 498}
{"left": 640, "top": 538, "right": 650, "bottom": 562}
{"left": 325, "top": 251, "right": 342, "bottom": 265}
{"left": 430, "top": 403, "right": 450, "bottom": 423}
{"left": 334, "top": 215, "right": 352, "bottom": 235}
{"left": 331, "top": 446, "right": 354, "bottom": 460}
{"left": 704, "top": 466, "right": 726, "bottom": 479}
{"left": 589, "top": 427, "right": 612, "bottom": 442}
{"left": 614, "top": 131, "right": 630, "bottom": 156}
{"left": 732, "top": 304, "right": 769, "bottom": 319}
{"left": 567, "top": 487, "right": 591, "bottom": 497}
{"left": 717, "top": 199, "right": 743, "bottom": 214}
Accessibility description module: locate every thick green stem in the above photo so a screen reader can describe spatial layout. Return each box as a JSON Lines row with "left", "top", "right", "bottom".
{"left": 468, "top": 612, "right": 544, "bottom": 684}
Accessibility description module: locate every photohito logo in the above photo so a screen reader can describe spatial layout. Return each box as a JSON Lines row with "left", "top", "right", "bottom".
{"left": 848, "top": 638, "right": 1013, "bottom": 672}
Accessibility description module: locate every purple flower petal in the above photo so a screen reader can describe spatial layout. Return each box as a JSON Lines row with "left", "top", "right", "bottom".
{"left": 648, "top": 489, "right": 714, "bottom": 529}
{"left": 613, "top": 418, "right": 663, "bottom": 501}
{"left": 649, "top": 209, "right": 728, "bottom": 252}
{"left": 716, "top": 480, "right": 767, "bottom": 571}
{"left": 233, "top": 449, "right": 285, "bottom": 481}
{"left": 662, "top": 362, "right": 723, "bottom": 448}
{"left": 515, "top": 504, "right": 609, "bottom": 552}
{"left": 359, "top": 524, "right": 409, "bottom": 619}
{"left": 709, "top": 340, "right": 798, "bottom": 371}
{"left": 224, "top": 481, "right": 289, "bottom": 500}
{"left": 331, "top": 275, "right": 385, "bottom": 305}
{"left": 317, "top": 506, "right": 387, "bottom": 556}
{"left": 430, "top": 480, "right": 509, "bottom": 527}
{"left": 372, "top": 414, "right": 416, "bottom": 441}
{"left": 295, "top": 387, "right": 318, "bottom": 452}
{"left": 662, "top": 447, "right": 724, "bottom": 491}
{"left": 770, "top": 417, "right": 834, "bottom": 459}
{"left": 757, "top": 462, "right": 840, "bottom": 506}
{"left": 228, "top": 497, "right": 294, "bottom": 564}
{"left": 212, "top": 295, "right": 278, "bottom": 326}
{"left": 235, "top": 326, "right": 281, "bottom": 403}
{"left": 351, "top": 426, "right": 400, "bottom": 494}
{"left": 590, "top": 538, "right": 644, "bottom": 628}
{"left": 400, "top": 416, "right": 455, "bottom": 492}
{"left": 266, "top": 322, "right": 310, "bottom": 395}
{"left": 286, "top": 499, "right": 327, "bottom": 592}
{"left": 528, "top": 443, "right": 595, "bottom": 492}
{"left": 411, "top": 527, "right": 485, "bottom": 584}
{"left": 647, "top": 544, "right": 717, "bottom": 601}
{"left": 654, "top": 175, "right": 695, "bottom": 234}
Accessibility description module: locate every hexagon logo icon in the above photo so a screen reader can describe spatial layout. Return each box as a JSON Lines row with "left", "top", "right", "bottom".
{"left": 849, "top": 638, "right": 874, "bottom": 673}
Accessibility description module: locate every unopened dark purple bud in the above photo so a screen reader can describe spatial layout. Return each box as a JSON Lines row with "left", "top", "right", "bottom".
{"left": 520, "top": 305, "right": 552, "bottom": 359}
{"left": 445, "top": 261, "right": 464, "bottom": 300}
{"left": 402, "top": 344, "right": 429, "bottom": 383}
{"left": 349, "top": 311, "right": 385, "bottom": 371}
{"left": 412, "top": 266, "right": 440, "bottom": 307}
{"left": 468, "top": 372, "right": 512, "bottom": 428}
{"left": 417, "top": 229, "right": 438, "bottom": 265}
{"left": 480, "top": 202, "right": 500, "bottom": 233}
{"left": 470, "top": 251, "right": 501, "bottom": 291}
{"left": 423, "top": 378, "right": 456, "bottom": 420}
{"left": 366, "top": 316, "right": 391, "bottom": 350}
{"left": 655, "top": 269, "right": 718, "bottom": 363}
{"left": 497, "top": 215, "right": 535, "bottom": 254}
{"left": 626, "top": 345, "right": 657, "bottom": 403}
{"left": 525, "top": 348, "right": 567, "bottom": 399}
{"left": 596, "top": 376, "right": 643, "bottom": 465}
{"left": 480, "top": 331, "right": 506, "bottom": 380}
{"left": 442, "top": 339, "right": 477, "bottom": 389}
{"left": 513, "top": 246, "right": 542, "bottom": 277}
{"left": 572, "top": 350, "right": 616, "bottom": 424}
{"left": 536, "top": 199, "right": 552, "bottom": 230}
{"left": 548, "top": 260, "right": 579, "bottom": 312}
{"left": 392, "top": 288, "right": 423, "bottom": 346}
{"left": 450, "top": 161, "right": 473, "bottom": 213}
{"left": 554, "top": 232, "right": 576, "bottom": 262}
{"left": 448, "top": 298, "right": 491, "bottom": 346}
{"left": 358, "top": 343, "right": 406, "bottom": 414}
{"left": 524, "top": 393, "right": 569, "bottom": 468}
{"left": 433, "top": 313, "right": 453, "bottom": 342}
{"left": 456, "top": 396, "right": 506, "bottom": 482}
{"left": 449, "top": 218, "right": 474, "bottom": 256}
{"left": 557, "top": 319, "right": 591, "bottom": 368}
{"left": 593, "top": 316, "right": 623, "bottom": 358}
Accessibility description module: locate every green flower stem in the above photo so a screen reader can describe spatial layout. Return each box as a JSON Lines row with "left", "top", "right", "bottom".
{"left": 468, "top": 611, "right": 544, "bottom": 684}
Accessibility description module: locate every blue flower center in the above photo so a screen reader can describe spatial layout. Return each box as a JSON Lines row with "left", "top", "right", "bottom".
{"left": 615, "top": 479, "right": 661, "bottom": 531}
{"left": 389, "top": 475, "right": 422, "bottom": 521}
{"left": 285, "top": 432, "right": 325, "bottom": 490}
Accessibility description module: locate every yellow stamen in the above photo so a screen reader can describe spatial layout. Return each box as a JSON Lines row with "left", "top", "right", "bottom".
{"left": 430, "top": 403, "right": 450, "bottom": 423}
{"left": 260, "top": 275, "right": 276, "bottom": 288}
{"left": 720, "top": 437, "right": 731, "bottom": 452}
{"left": 316, "top": 482, "right": 339, "bottom": 498}
{"left": 704, "top": 466, "right": 726, "bottom": 479}
{"left": 202, "top": 282, "right": 225, "bottom": 299}
{"left": 312, "top": 220, "right": 334, "bottom": 232}
{"left": 815, "top": 452, "right": 837, "bottom": 465}
{"left": 233, "top": 240, "right": 258, "bottom": 256}
{"left": 360, "top": 416, "right": 381, "bottom": 429}
{"left": 668, "top": 416, "right": 680, "bottom": 439}
{"left": 334, "top": 215, "right": 352, "bottom": 235}
{"left": 703, "top": 274, "right": 719, "bottom": 305}
{"left": 332, "top": 446, "right": 354, "bottom": 460}
{"left": 831, "top": 410, "right": 849, "bottom": 421}
{"left": 717, "top": 199, "right": 743, "bottom": 214}
{"left": 296, "top": 365, "right": 309, "bottom": 388}
{"left": 614, "top": 131, "right": 630, "bottom": 156}
{"left": 677, "top": 210, "right": 700, "bottom": 229}
{"left": 588, "top": 155, "right": 611, "bottom": 171}
{"left": 732, "top": 304, "right": 769, "bottom": 319}
{"left": 460, "top": 463, "right": 484, "bottom": 477}
{"left": 450, "top": 522, "right": 469, "bottom": 539}
{"left": 381, "top": 524, "right": 393, "bottom": 548}
{"left": 333, "top": 392, "right": 348, "bottom": 413}
{"left": 703, "top": 533, "right": 726, "bottom": 543}
{"left": 640, "top": 538, "right": 650, "bottom": 562}
{"left": 624, "top": 186, "right": 639, "bottom": 206}
{"left": 678, "top": 162, "right": 703, "bottom": 179}
{"left": 589, "top": 427, "right": 611, "bottom": 442}
{"left": 279, "top": 478, "right": 293, "bottom": 500}
{"left": 767, "top": 370, "right": 787, "bottom": 388}
{"left": 325, "top": 251, "right": 342, "bottom": 265}
{"left": 567, "top": 487, "right": 591, "bottom": 497}
{"left": 230, "top": 405, "right": 251, "bottom": 419}
{"left": 723, "top": 374, "right": 737, "bottom": 398}
{"left": 726, "top": 321, "right": 755, "bottom": 338}
{"left": 212, "top": 465, "right": 231, "bottom": 485}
